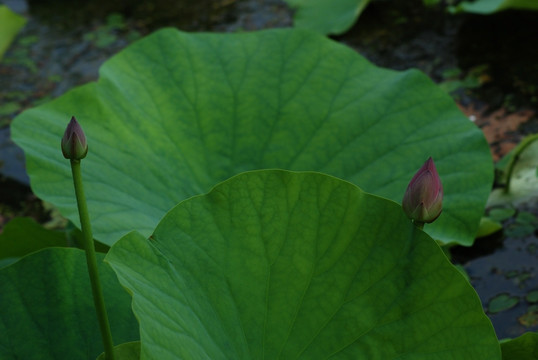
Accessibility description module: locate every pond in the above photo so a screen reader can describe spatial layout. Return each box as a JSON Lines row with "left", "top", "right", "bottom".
{"left": 1, "top": 0, "right": 537, "bottom": 341}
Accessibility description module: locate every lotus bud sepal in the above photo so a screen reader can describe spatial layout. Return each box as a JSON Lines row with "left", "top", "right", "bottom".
{"left": 61, "top": 116, "right": 88, "bottom": 160}
{"left": 402, "top": 157, "right": 443, "bottom": 225}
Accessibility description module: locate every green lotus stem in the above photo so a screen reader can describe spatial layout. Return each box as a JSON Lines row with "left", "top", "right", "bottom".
{"left": 413, "top": 220, "right": 425, "bottom": 230}
{"left": 70, "top": 159, "right": 115, "bottom": 360}
{"left": 504, "top": 134, "right": 538, "bottom": 194}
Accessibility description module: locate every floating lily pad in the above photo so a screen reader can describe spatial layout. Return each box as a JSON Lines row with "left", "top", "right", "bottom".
{"left": 526, "top": 290, "right": 538, "bottom": 303}
{"left": 488, "top": 293, "right": 520, "bottom": 314}
{"left": 488, "top": 207, "right": 516, "bottom": 222}
{"left": 505, "top": 223, "right": 535, "bottom": 238}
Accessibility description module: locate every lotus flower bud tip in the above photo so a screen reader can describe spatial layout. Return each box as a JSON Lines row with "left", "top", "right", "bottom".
{"left": 61, "top": 116, "right": 88, "bottom": 160}
{"left": 402, "top": 157, "right": 443, "bottom": 224}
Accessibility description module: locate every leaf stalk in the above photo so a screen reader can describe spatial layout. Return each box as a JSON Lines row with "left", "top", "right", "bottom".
{"left": 70, "top": 159, "right": 115, "bottom": 360}
{"left": 504, "top": 134, "right": 538, "bottom": 194}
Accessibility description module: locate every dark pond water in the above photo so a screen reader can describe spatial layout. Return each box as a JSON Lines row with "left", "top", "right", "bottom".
{"left": 1, "top": 0, "right": 537, "bottom": 340}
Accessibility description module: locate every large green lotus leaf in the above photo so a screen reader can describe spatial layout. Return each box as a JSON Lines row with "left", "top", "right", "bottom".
{"left": 0, "top": 5, "right": 26, "bottom": 61}
{"left": 450, "top": 0, "right": 538, "bottom": 14}
{"left": 284, "top": 0, "right": 370, "bottom": 35}
{"left": 0, "top": 248, "right": 139, "bottom": 360}
{"left": 0, "top": 217, "right": 67, "bottom": 268}
{"left": 11, "top": 28, "right": 492, "bottom": 246}
{"left": 0, "top": 217, "right": 109, "bottom": 268}
{"left": 501, "top": 333, "right": 538, "bottom": 359}
{"left": 106, "top": 170, "right": 500, "bottom": 359}
{"left": 97, "top": 341, "right": 141, "bottom": 360}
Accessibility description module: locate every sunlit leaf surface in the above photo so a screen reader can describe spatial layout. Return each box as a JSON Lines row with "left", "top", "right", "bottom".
{"left": 12, "top": 28, "right": 493, "bottom": 246}
{"left": 107, "top": 170, "right": 500, "bottom": 359}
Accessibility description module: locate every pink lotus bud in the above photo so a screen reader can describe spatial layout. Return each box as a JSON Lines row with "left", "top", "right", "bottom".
{"left": 61, "top": 116, "right": 88, "bottom": 160}
{"left": 402, "top": 157, "right": 443, "bottom": 224}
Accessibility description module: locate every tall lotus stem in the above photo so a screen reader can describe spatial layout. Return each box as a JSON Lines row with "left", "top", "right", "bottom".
{"left": 62, "top": 116, "right": 115, "bottom": 360}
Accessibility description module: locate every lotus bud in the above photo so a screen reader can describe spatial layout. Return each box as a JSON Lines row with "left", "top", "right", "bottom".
{"left": 402, "top": 157, "right": 443, "bottom": 224}
{"left": 61, "top": 116, "right": 88, "bottom": 160}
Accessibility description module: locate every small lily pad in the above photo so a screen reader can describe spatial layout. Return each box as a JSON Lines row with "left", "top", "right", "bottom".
{"left": 0, "top": 101, "right": 20, "bottom": 116}
{"left": 488, "top": 207, "right": 516, "bottom": 222}
{"left": 516, "top": 211, "right": 538, "bottom": 226}
{"left": 505, "top": 223, "right": 535, "bottom": 238}
{"left": 488, "top": 293, "right": 519, "bottom": 314}
{"left": 526, "top": 290, "right": 538, "bottom": 303}
{"left": 518, "top": 309, "right": 538, "bottom": 328}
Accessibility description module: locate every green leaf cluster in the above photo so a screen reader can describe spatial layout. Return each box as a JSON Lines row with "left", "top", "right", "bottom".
{"left": 2, "top": 27, "right": 534, "bottom": 359}
{"left": 284, "top": 0, "right": 538, "bottom": 36}
{"left": 0, "top": 5, "right": 26, "bottom": 61}
{"left": 11, "top": 28, "right": 492, "bottom": 247}
{"left": 106, "top": 170, "right": 500, "bottom": 359}
{"left": 0, "top": 248, "right": 138, "bottom": 359}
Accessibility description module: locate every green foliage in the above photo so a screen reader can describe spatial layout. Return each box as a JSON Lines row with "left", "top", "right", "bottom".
{"left": 97, "top": 342, "right": 141, "bottom": 360}
{"left": 284, "top": 0, "right": 370, "bottom": 35}
{"left": 0, "top": 248, "right": 139, "bottom": 359}
{"left": 106, "top": 170, "right": 501, "bottom": 359}
{"left": 4, "top": 27, "right": 505, "bottom": 358}
{"left": 439, "top": 65, "right": 489, "bottom": 95}
{"left": 449, "top": 0, "right": 538, "bottom": 14}
{"left": 283, "top": 0, "right": 538, "bottom": 34}
{"left": 11, "top": 28, "right": 493, "bottom": 247}
{"left": 526, "top": 290, "right": 538, "bottom": 303}
{"left": 501, "top": 332, "right": 538, "bottom": 359}
{"left": 0, "top": 5, "right": 26, "bottom": 61}
{"left": 488, "top": 207, "right": 516, "bottom": 222}
{"left": 83, "top": 13, "right": 140, "bottom": 49}
{"left": 0, "top": 217, "right": 109, "bottom": 268}
{"left": 489, "top": 135, "right": 538, "bottom": 207}
{"left": 505, "top": 211, "right": 538, "bottom": 238}
{"left": 0, "top": 217, "right": 67, "bottom": 267}
{"left": 487, "top": 293, "right": 519, "bottom": 314}
{"left": 476, "top": 216, "right": 502, "bottom": 238}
